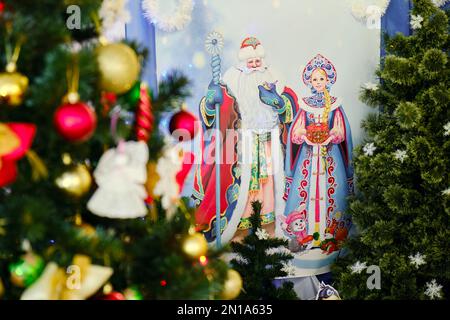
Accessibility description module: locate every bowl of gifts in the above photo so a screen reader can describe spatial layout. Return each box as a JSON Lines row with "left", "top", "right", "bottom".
{"left": 306, "top": 122, "right": 330, "bottom": 144}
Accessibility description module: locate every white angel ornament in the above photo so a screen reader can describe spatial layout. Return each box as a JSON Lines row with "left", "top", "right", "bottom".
{"left": 87, "top": 140, "right": 149, "bottom": 219}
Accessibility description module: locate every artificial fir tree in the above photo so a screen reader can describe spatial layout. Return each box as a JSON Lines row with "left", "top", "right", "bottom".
{"left": 231, "top": 201, "right": 297, "bottom": 300}
{"left": 333, "top": 0, "right": 449, "bottom": 300}
{"left": 0, "top": 0, "right": 229, "bottom": 300}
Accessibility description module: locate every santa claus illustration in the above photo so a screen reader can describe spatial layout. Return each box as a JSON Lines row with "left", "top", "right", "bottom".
{"left": 193, "top": 37, "right": 299, "bottom": 243}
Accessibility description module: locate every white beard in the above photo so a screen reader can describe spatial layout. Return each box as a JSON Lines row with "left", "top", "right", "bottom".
{"left": 222, "top": 63, "right": 282, "bottom": 132}
{"left": 217, "top": 63, "right": 288, "bottom": 246}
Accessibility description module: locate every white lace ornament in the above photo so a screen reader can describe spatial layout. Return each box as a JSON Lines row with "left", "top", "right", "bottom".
{"left": 87, "top": 141, "right": 149, "bottom": 219}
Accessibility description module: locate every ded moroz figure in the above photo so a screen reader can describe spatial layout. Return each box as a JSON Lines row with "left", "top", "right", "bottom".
{"left": 193, "top": 37, "right": 299, "bottom": 244}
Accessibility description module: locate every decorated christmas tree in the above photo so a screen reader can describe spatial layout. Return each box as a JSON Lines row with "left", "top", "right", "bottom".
{"left": 333, "top": 0, "right": 449, "bottom": 300}
{"left": 0, "top": 0, "right": 234, "bottom": 300}
{"left": 231, "top": 201, "right": 297, "bottom": 300}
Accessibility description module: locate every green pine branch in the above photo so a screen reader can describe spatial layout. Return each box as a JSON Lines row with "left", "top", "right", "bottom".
{"left": 0, "top": 0, "right": 224, "bottom": 300}
{"left": 230, "top": 201, "right": 297, "bottom": 300}
{"left": 333, "top": 0, "right": 450, "bottom": 300}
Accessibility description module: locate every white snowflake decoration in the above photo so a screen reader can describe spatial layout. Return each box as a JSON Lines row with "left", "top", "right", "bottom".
{"left": 442, "top": 187, "right": 450, "bottom": 196}
{"left": 410, "top": 14, "right": 424, "bottom": 30}
{"left": 142, "top": 0, "right": 194, "bottom": 32}
{"left": 363, "top": 142, "right": 376, "bottom": 156}
{"left": 394, "top": 149, "right": 408, "bottom": 162}
{"left": 349, "top": 261, "right": 367, "bottom": 274}
{"left": 233, "top": 255, "right": 249, "bottom": 265}
{"left": 281, "top": 263, "right": 297, "bottom": 276}
{"left": 266, "top": 246, "right": 292, "bottom": 256}
{"left": 409, "top": 252, "right": 426, "bottom": 268}
{"left": 444, "top": 122, "right": 450, "bottom": 136}
{"left": 425, "top": 279, "right": 443, "bottom": 300}
{"left": 255, "top": 228, "right": 270, "bottom": 240}
{"left": 364, "top": 81, "right": 379, "bottom": 91}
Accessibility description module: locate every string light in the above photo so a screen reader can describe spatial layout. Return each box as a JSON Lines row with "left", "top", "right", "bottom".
{"left": 199, "top": 255, "right": 208, "bottom": 266}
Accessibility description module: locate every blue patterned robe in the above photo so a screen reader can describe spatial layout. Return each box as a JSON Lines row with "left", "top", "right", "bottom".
{"left": 277, "top": 93, "right": 354, "bottom": 276}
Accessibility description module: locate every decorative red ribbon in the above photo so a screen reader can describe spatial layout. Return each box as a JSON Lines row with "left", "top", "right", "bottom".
{"left": 0, "top": 123, "right": 36, "bottom": 187}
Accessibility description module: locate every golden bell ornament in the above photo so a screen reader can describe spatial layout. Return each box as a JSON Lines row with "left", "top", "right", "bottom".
{"left": 55, "top": 164, "right": 92, "bottom": 198}
{"left": 97, "top": 43, "right": 140, "bottom": 94}
{"left": 0, "top": 70, "right": 28, "bottom": 106}
{"left": 221, "top": 269, "right": 243, "bottom": 300}
{"left": 182, "top": 233, "right": 208, "bottom": 259}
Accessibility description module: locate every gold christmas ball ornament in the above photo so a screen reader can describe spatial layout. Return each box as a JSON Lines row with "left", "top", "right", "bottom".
{"left": 0, "top": 71, "right": 29, "bottom": 106}
{"left": 221, "top": 269, "right": 243, "bottom": 300}
{"left": 182, "top": 233, "right": 208, "bottom": 259}
{"left": 97, "top": 43, "right": 140, "bottom": 94}
{"left": 55, "top": 164, "right": 92, "bottom": 198}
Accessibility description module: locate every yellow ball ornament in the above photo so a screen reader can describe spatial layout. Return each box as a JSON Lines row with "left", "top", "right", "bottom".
{"left": 182, "top": 233, "right": 208, "bottom": 259}
{"left": 55, "top": 164, "right": 92, "bottom": 198}
{"left": 0, "top": 71, "right": 28, "bottom": 106}
{"left": 97, "top": 43, "right": 140, "bottom": 94}
{"left": 221, "top": 269, "right": 243, "bottom": 300}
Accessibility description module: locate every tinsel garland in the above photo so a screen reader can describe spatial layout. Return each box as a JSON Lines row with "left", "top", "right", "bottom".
{"left": 349, "top": 0, "right": 449, "bottom": 22}
{"left": 141, "top": 0, "right": 194, "bottom": 32}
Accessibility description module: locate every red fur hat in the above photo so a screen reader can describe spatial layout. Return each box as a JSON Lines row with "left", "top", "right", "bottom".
{"left": 239, "top": 37, "right": 265, "bottom": 61}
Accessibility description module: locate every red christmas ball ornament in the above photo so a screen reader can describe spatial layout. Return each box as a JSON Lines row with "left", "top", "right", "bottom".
{"left": 168, "top": 107, "right": 199, "bottom": 142}
{"left": 101, "top": 292, "right": 126, "bottom": 300}
{"left": 54, "top": 102, "right": 97, "bottom": 142}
